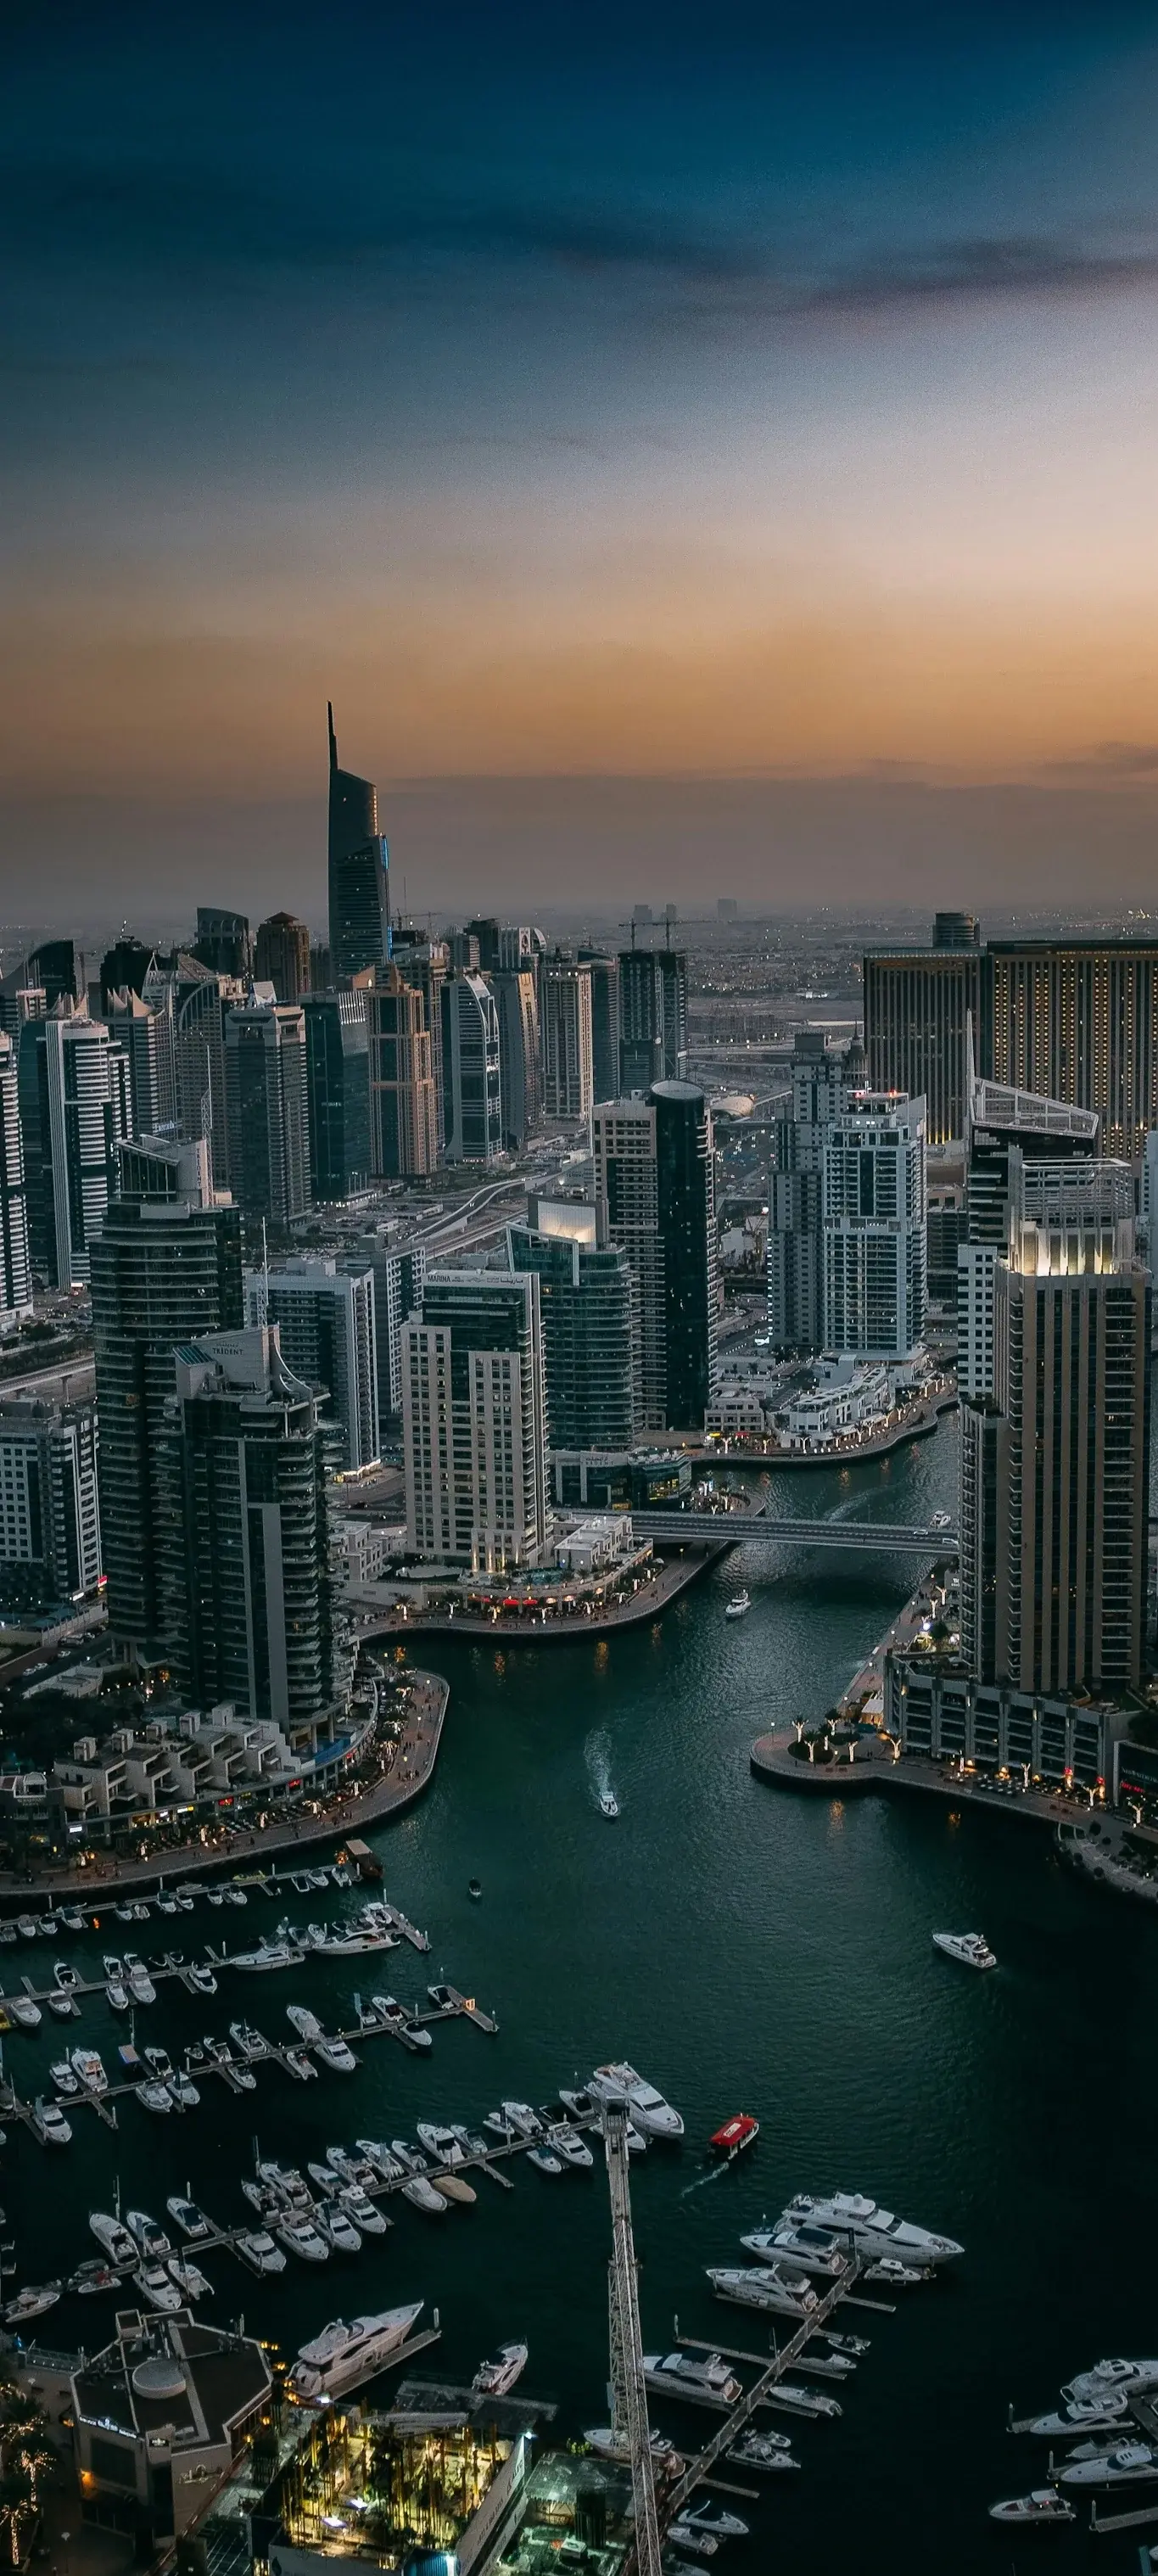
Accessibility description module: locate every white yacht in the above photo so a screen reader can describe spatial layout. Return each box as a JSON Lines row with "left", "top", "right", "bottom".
{"left": 417, "top": 2122, "right": 467, "bottom": 2164}
{"left": 781, "top": 2192, "right": 963, "bottom": 2265}
{"left": 124, "top": 1957, "right": 156, "bottom": 2004}
{"left": 641, "top": 2351, "right": 742, "bottom": 2406}
{"left": 727, "top": 2431, "right": 797, "bottom": 2473}
{"left": 168, "top": 2070, "right": 201, "bottom": 2110}
{"left": 931, "top": 1931, "right": 997, "bottom": 1971}
{"left": 30, "top": 2098, "right": 71, "bottom": 2147}
{"left": 863, "top": 2257, "right": 933, "bottom": 2286}
{"left": 587, "top": 2064, "right": 684, "bottom": 2140}
{"left": 106, "top": 1975, "right": 130, "bottom": 2013}
{"left": 400, "top": 2174, "right": 449, "bottom": 2216}
{"left": 473, "top": 2342, "right": 528, "bottom": 2398}
{"left": 166, "top": 2197, "right": 211, "bottom": 2240}
{"left": 663, "top": 2528, "right": 717, "bottom": 2558}
{"left": 287, "top": 2006, "right": 323, "bottom": 2042}
{"left": 4, "top": 2284, "right": 61, "bottom": 2326}
{"left": 49, "top": 2058, "right": 80, "bottom": 2095}
{"left": 724, "top": 1591, "right": 751, "bottom": 1620}
{"left": 355, "top": 2139, "right": 404, "bottom": 2183}
{"left": 236, "top": 2229, "right": 286, "bottom": 2275}
{"left": 1028, "top": 2394, "right": 1131, "bottom": 2439}
{"left": 340, "top": 2186, "right": 389, "bottom": 2237}
{"left": 585, "top": 2428, "right": 683, "bottom": 2471}
{"left": 232, "top": 1940, "right": 304, "bottom": 1972}
{"left": 138, "top": 2081, "right": 174, "bottom": 2114}
{"left": 1064, "top": 2360, "right": 1158, "bottom": 2405}
{"left": 70, "top": 2047, "right": 108, "bottom": 2093}
{"left": 277, "top": 2212, "right": 330, "bottom": 2262}
{"left": 741, "top": 2222, "right": 847, "bottom": 2279}
{"left": 134, "top": 2262, "right": 182, "bottom": 2312}
{"left": 1059, "top": 2443, "right": 1158, "bottom": 2489}
{"left": 126, "top": 2209, "right": 171, "bottom": 2255}
{"left": 8, "top": 1996, "right": 41, "bottom": 2030}
{"left": 314, "top": 2036, "right": 358, "bottom": 2075}
{"left": 707, "top": 2265, "right": 818, "bottom": 2319}
{"left": 288, "top": 2304, "right": 423, "bottom": 2404}
{"left": 90, "top": 2211, "right": 136, "bottom": 2267}
{"left": 674, "top": 2505, "right": 749, "bottom": 2541}
{"left": 598, "top": 1791, "right": 619, "bottom": 1819}
{"left": 989, "top": 2492, "right": 1075, "bottom": 2526}
{"left": 373, "top": 1996, "right": 432, "bottom": 2049}
{"left": 548, "top": 2124, "right": 594, "bottom": 2170}
{"left": 760, "top": 2383, "right": 842, "bottom": 2419}
{"left": 316, "top": 2203, "right": 361, "bottom": 2255}
{"left": 499, "top": 2102, "right": 544, "bottom": 2141}
{"left": 257, "top": 2160, "right": 311, "bottom": 2205}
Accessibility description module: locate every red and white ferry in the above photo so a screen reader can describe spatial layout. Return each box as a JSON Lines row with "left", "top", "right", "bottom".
{"left": 709, "top": 2114, "right": 759, "bottom": 2160}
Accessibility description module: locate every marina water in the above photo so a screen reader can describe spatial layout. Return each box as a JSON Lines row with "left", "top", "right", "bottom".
{"left": 11, "top": 1414, "right": 1156, "bottom": 2573}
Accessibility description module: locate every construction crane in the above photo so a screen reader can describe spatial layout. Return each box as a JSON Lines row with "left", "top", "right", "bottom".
{"left": 604, "top": 2100, "right": 663, "bottom": 2576}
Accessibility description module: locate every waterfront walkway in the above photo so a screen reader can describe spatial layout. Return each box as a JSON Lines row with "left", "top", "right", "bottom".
{"left": 749, "top": 1723, "right": 1084, "bottom": 1831}
{"left": 367, "top": 1541, "right": 728, "bottom": 1645}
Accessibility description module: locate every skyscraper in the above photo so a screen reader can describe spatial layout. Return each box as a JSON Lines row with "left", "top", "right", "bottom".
{"left": 360, "top": 1240, "right": 428, "bottom": 1420}
{"left": 223, "top": 998, "right": 310, "bottom": 1227}
{"left": 960, "top": 1218, "right": 1150, "bottom": 1695}
{"left": 618, "top": 948, "right": 688, "bottom": 1091}
{"left": 440, "top": 972, "right": 502, "bottom": 1163}
{"left": 20, "top": 1004, "right": 131, "bottom": 1287}
{"left": 366, "top": 966, "right": 438, "bottom": 1179}
{"left": 255, "top": 912, "right": 311, "bottom": 1003}
{"left": 540, "top": 953, "right": 594, "bottom": 1125}
{"left": 766, "top": 1029, "right": 865, "bottom": 1355}
{"left": 159, "top": 1325, "right": 336, "bottom": 1725}
{"left": 303, "top": 989, "right": 371, "bottom": 1201}
{"left": 402, "top": 1270, "right": 547, "bottom": 1569}
{"left": 327, "top": 703, "right": 389, "bottom": 981}
{"left": 593, "top": 1081, "right": 716, "bottom": 1431}
{"left": 823, "top": 1092, "right": 927, "bottom": 1362}
{"left": 246, "top": 1257, "right": 379, "bottom": 1470}
{"left": 105, "top": 988, "right": 178, "bottom": 1141}
{"left": 0, "top": 1396, "right": 101, "bottom": 1606}
{"left": 579, "top": 949, "right": 620, "bottom": 1102}
{"left": 492, "top": 968, "right": 542, "bottom": 1151}
{"left": 508, "top": 1211, "right": 634, "bottom": 1451}
{"left": 91, "top": 1134, "right": 243, "bottom": 1655}
{"left": 0, "top": 1033, "right": 31, "bottom": 1329}
{"left": 193, "top": 907, "right": 252, "bottom": 978}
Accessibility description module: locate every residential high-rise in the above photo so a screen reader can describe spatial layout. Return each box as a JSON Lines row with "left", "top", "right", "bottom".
{"left": 863, "top": 938, "right": 982, "bottom": 1145}
{"left": 327, "top": 703, "right": 389, "bottom": 981}
{"left": 302, "top": 990, "right": 371, "bottom": 1200}
{"left": 0, "top": 941, "right": 77, "bottom": 1030}
{"left": 959, "top": 1219, "right": 1150, "bottom": 1695}
{"left": 540, "top": 953, "right": 594, "bottom": 1125}
{"left": 593, "top": 1081, "right": 716, "bottom": 1431}
{"left": 0, "top": 1397, "right": 101, "bottom": 1606}
{"left": 193, "top": 907, "right": 252, "bottom": 978}
{"left": 402, "top": 1271, "right": 547, "bottom": 1569}
{"left": 823, "top": 1092, "right": 927, "bottom": 1362}
{"left": 255, "top": 912, "right": 311, "bottom": 1002}
{"left": 492, "top": 967, "right": 542, "bottom": 1151}
{"left": 245, "top": 1257, "right": 379, "bottom": 1470}
{"left": 441, "top": 972, "right": 502, "bottom": 1163}
{"left": 618, "top": 948, "right": 688, "bottom": 1091}
{"left": 766, "top": 1029, "right": 865, "bottom": 1354}
{"left": 508, "top": 1214, "right": 634, "bottom": 1452}
{"left": 958, "top": 1051, "right": 1103, "bottom": 1401}
{"left": 389, "top": 932, "right": 448, "bottom": 1148}
{"left": 223, "top": 998, "right": 310, "bottom": 1226}
{"left": 579, "top": 950, "right": 620, "bottom": 1102}
{"left": 366, "top": 966, "right": 438, "bottom": 1179}
{"left": 159, "top": 1325, "right": 336, "bottom": 1725}
{"left": 0, "top": 1033, "right": 31, "bottom": 1328}
{"left": 360, "top": 1240, "right": 428, "bottom": 1420}
{"left": 20, "top": 1003, "right": 131, "bottom": 1287}
{"left": 91, "top": 1134, "right": 243, "bottom": 1655}
{"left": 106, "top": 988, "right": 178, "bottom": 1141}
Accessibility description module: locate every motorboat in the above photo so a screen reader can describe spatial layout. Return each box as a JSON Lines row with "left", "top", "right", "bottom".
{"left": 355, "top": 2139, "right": 404, "bottom": 2182}
{"left": 548, "top": 2124, "right": 594, "bottom": 2170}
{"left": 990, "top": 2493, "right": 1075, "bottom": 2526}
{"left": 932, "top": 1931, "right": 997, "bottom": 1971}
{"left": 316, "top": 2203, "right": 362, "bottom": 2255}
{"left": 724, "top": 1591, "right": 752, "bottom": 1619}
{"left": 228, "top": 2021, "right": 269, "bottom": 2058}
{"left": 124, "top": 1957, "right": 156, "bottom": 2004}
{"left": 0, "top": 1924, "right": 16, "bottom": 1945}
{"left": 930, "top": 1509, "right": 953, "bottom": 1532}
{"left": 207, "top": 1889, "right": 226, "bottom": 1908}
{"left": 641, "top": 2352, "right": 742, "bottom": 2406}
{"left": 131, "top": 1903, "right": 150, "bottom": 1922}
{"left": 400, "top": 2175, "right": 449, "bottom": 2215}
{"left": 288, "top": 2304, "right": 423, "bottom": 2405}
{"left": 761, "top": 2383, "right": 842, "bottom": 2419}
{"left": 473, "top": 2342, "right": 528, "bottom": 2399}
{"left": 354, "top": 2000, "right": 383, "bottom": 2032}
{"left": 428, "top": 1983, "right": 456, "bottom": 2011}
{"left": 310, "top": 2161, "right": 340, "bottom": 2194}
{"left": 156, "top": 1892, "right": 178, "bottom": 1918}
{"left": 236, "top": 2229, "right": 286, "bottom": 2275}
{"left": 372, "top": 1996, "right": 432, "bottom": 2049}
{"left": 168, "top": 2069, "right": 201, "bottom": 2110}
{"left": 588, "top": 2063, "right": 684, "bottom": 2139}
{"left": 287, "top": 2006, "right": 323, "bottom": 2042}
{"left": 4, "top": 2284, "right": 61, "bottom": 2326}
{"left": 143, "top": 2045, "right": 174, "bottom": 2080}
{"left": 59, "top": 1909, "right": 85, "bottom": 1933}
{"left": 314, "top": 2036, "right": 359, "bottom": 2075}
{"left": 183, "top": 1963, "right": 217, "bottom": 1996}
{"left": 1028, "top": 2394, "right": 1131, "bottom": 2439}
{"left": 326, "top": 2145, "right": 377, "bottom": 2187}
{"left": 432, "top": 2174, "right": 476, "bottom": 2204}
{"left": 49, "top": 2059, "right": 80, "bottom": 2096}
{"left": 500, "top": 2102, "right": 544, "bottom": 2142}
{"left": 285, "top": 2047, "right": 319, "bottom": 2082}
{"left": 1059, "top": 2443, "right": 1158, "bottom": 2489}
{"left": 16, "top": 1916, "right": 41, "bottom": 1939}
{"left": 585, "top": 2428, "right": 684, "bottom": 2470}
{"left": 138, "top": 2082, "right": 175, "bottom": 2114}
{"left": 114, "top": 1902, "right": 135, "bottom": 1925}
{"left": 47, "top": 1989, "right": 78, "bottom": 2020}
{"left": 90, "top": 2211, "right": 136, "bottom": 2267}
{"left": 134, "top": 2262, "right": 182, "bottom": 2312}
{"left": 708, "top": 2265, "right": 818, "bottom": 2319}
{"left": 417, "top": 2123, "right": 467, "bottom": 2165}
{"left": 69, "top": 2259, "right": 119, "bottom": 2295}
{"left": 727, "top": 2430, "right": 796, "bottom": 2472}
{"left": 864, "top": 2258, "right": 933, "bottom": 2286}
{"left": 70, "top": 2047, "right": 108, "bottom": 2092}
{"left": 674, "top": 2505, "right": 750, "bottom": 2542}
{"left": 663, "top": 2525, "right": 717, "bottom": 2558}
{"left": 224, "top": 1885, "right": 248, "bottom": 1906}
{"left": 126, "top": 2209, "right": 171, "bottom": 2255}
{"left": 205, "top": 2038, "right": 256, "bottom": 2090}
{"left": 8, "top": 1996, "right": 41, "bottom": 2030}
{"left": 167, "top": 2197, "right": 211, "bottom": 2240}
{"left": 175, "top": 1891, "right": 196, "bottom": 1912}
{"left": 599, "top": 1791, "right": 619, "bottom": 1819}
{"left": 53, "top": 1962, "right": 79, "bottom": 1991}
{"left": 559, "top": 2087, "right": 598, "bottom": 2120}
{"left": 742, "top": 2222, "right": 847, "bottom": 2279}
{"left": 782, "top": 2192, "right": 963, "bottom": 2265}
{"left": 528, "top": 2146, "right": 564, "bottom": 2176}
{"left": 340, "top": 2186, "right": 389, "bottom": 2237}
{"left": 30, "top": 2098, "right": 71, "bottom": 2147}
{"left": 389, "top": 2139, "right": 428, "bottom": 2172}
{"left": 106, "top": 1976, "right": 130, "bottom": 2012}
{"left": 232, "top": 1941, "right": 304, "bottom": 1972}
{"left": 277, "top": 2213, "right": 330, "bottom": 2262}
{"left": 257, "top": 2161, "right": 312, "bottom": 2206}
{"left": 710, "top": 2114, "right": 759, "bottom": 2159}
{"left": 1064, "top": 2360, "right": 1158, "bottom": 2405}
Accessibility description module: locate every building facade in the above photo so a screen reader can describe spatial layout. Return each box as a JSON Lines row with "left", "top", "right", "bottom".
{"left": 20, "top": 1004, "right": 131, "bottom": 1287}
{"left": 246, "top": 1256, "right": 379, "bottom": 1470}
{"left": 0, "top": 1397, "right": 102, "bottom": 1604}
{"left": 579, "top": 949, "right": 620, "bottom": 1102}
{"left": 0, "top": 1031, "right": 31, "bottom": 1328}
{"left": 366, "top": 965, "right": 438, "bottom": 1179}
{"left": 402, "top": 1270, "right": 547, "bottom": 1568}
{"left": 863, "top": 944, "right": 982, "bottom": 1145}
{"left": 540, "top": 953, "right": 594, "bottom": 1124}
{"left": 507, "top": 1218, "right": 635, "bottom": 1451}
{"left": 255, "top": 910, "right": 311, "bottom": 1001}
{"left": 361, "top": 1240, "right": 428, "bottom": 1420}
{"left": 618, "top": 948, "right": 688, "bottom": 1091}
{"left": 327, "top": 703, "right": 389, "bottom": 980}
{"left": 593, "top": 1080, "right": 716, "bottom": 1431}
{"left": 440, "top": 972, "right": 503, "bottom": 1163}
{"left": 492, "top": 967, "right": 542, "bottom": 1151}
{"left": 223, "top": 998, "right": 310, "bottom": 1226}
{"left": 822, "top": 1093, "right": 927, "bottom": 1362}
{"left": 302, "top": 988, "right": 371, "bottom": 1200}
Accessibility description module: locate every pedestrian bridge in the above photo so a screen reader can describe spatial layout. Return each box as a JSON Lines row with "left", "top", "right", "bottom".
{"left": 633, "top": 1509, "right": 959, "bottom": 1555}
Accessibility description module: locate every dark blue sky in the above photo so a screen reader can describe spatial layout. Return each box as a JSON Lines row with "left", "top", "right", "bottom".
{"left": 4, "top": 1, "right": 1158, "bottom": 917}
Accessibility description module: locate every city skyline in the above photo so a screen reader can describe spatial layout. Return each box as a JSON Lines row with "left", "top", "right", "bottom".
{"left": 7, "top": 4, "right": 1158, "bottom": 915}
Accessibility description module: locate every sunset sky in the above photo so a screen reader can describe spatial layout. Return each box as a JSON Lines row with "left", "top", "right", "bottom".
{"left": 4, "top": 1, "right": 1158, "bottom": 920}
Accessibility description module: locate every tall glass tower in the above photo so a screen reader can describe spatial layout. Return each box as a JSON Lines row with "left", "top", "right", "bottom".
{"left": 327, "top": 703, "right": 389, "bottom": 981}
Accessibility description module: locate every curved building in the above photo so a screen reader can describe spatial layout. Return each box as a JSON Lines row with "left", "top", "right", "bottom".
{"left": 327, "top": 703, "right": 389, "bottom": 981}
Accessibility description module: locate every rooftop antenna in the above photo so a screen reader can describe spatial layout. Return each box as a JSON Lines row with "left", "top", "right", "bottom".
{"left": 327, "top": 702, "right": 338, "bottom": 772}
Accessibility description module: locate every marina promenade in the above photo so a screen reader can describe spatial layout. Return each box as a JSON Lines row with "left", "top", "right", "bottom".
{"left": 371, "top": 1539, "right": 729, "bottom": 1644}
{"left": 749, "top": 1722, "right": 1083, "bottom": 1829}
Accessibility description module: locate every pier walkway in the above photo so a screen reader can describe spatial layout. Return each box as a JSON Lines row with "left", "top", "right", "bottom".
{"left": 662, "top": 2260, "right": 862, "bottom": 2517}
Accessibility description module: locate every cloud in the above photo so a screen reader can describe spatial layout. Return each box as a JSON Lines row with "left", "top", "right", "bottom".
{"left": 1038, "top": 740, "right": 1158, "bottom": 780}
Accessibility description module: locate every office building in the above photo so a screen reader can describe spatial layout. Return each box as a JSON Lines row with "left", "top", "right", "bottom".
{"left": 327, "top": 703, "right": 389, "bottom": 980}
{"left": 508, "top": 1210, "right": 635, "bottom": 1452}
{"left": 959, "top": 1218, "right": 1150, "bottom": 1696}
{"left": 0, "top": 940, "right": 76, "bottom": 1033}
{"left": 593, "top": 1080, "right": 716, "bottom": 1431}
{"left": 464, "top": 919, "right": 540, "bottom": 973}
{"left": 0, "top": 1033, "right": 31, "bottom": 1328}
{"left": 933, "top": 911, "right": 981, "bottom": 950}
{"left": 440, "top": 971, "right": 502, "bottom": 1162}
{"left": 823, "top": 1092, "right": 927, "bottom": 1362}
{"left": 91, "top": 1135, "right": 243, "bottom": 1655}
{"left": 389, "top": 932, "right": 449, "bottom": 1148}
{"left": 302, "top": 988, "right": 371, "bottom": 1200}
{"left": 105, "top": 987, "right": 178, "bottom": 1140}
{"left": 493, "top": 966, "right": 542, "bottom": 1151}
{"left": 766, "top": 1029, "right": 866, "bottom": 1354}
{"left": 20, "top": 1003, "right": 131, "bottom": 1287}
{"left": 0, "top": 1396, "right": 101, "bottom": 1605}
{"left": 361, "top": 1239, "right": 427, "bottom": 1420}
{"left": 255, "top": 910, "right": 311, "bottom": 1001}
{"left": 579, "top": 949, "right": 620, "bottom": 1101}
{"left": 365, "top": 964, "right": 437, "bottom": 1179}
{"left": 864, "top": 940, "right": 982, "bottom": 1145}
{"left": 193, "top": 906, "right": 252, "bottom": 978}
{"left": 246, "top": 1257, "right": 379, "bottom": 1469}
{"left": 402, "top": 1270, "right": 547, "bottom": 1569}
{"left": 618, "top": 947, "right": 688, "bottom": 1090}
{"left": 540, "top": 952, "right": 594, "bottom": 1124}
{"left": 159, "top": 1325, "right": 336, "bottom": 1724}
{"left": 223, "top": 996, "right": 310, "bottom": 1226}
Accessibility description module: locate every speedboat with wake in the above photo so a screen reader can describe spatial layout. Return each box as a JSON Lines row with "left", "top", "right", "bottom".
{"left": 598, "top": 1790, "right": 619, "bottom": 1818}
{"left": 724, "top": 1591, "right": 751, "bottom": 1620}
{"left": 781, "top": 2191, "right": 962, "bottom": 2265}
{"left": 288, "top": 2305, "right": 423, "bottom": 2404}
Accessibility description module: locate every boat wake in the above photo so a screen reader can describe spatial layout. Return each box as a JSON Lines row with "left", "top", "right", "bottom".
{"left": 680, "top": 2164, "right": 729, "bottom": 2198}
{"left": 585, "top": 1731, "right": 618, "bottom": 1813}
